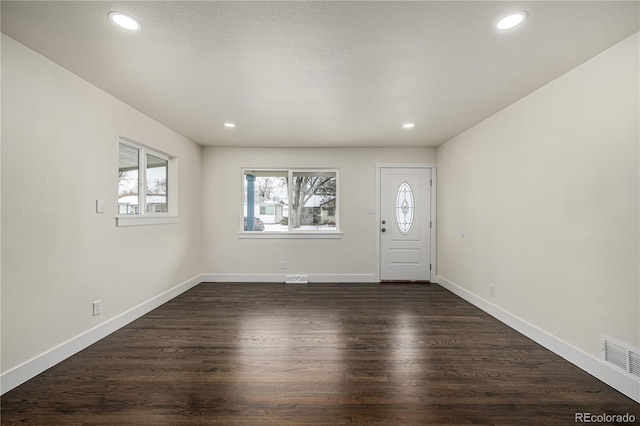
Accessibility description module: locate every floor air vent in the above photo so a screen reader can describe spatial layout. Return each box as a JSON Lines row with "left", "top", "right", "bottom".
{"left": 286, "top": 274, "right": 309, "bottom": 284}
{"left": 602, "top": 338, "right": 640, "bottom": 378}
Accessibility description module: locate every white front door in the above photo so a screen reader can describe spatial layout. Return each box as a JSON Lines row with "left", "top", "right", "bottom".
{"left": 379, "top": 167, "right": 431, "bottom": 281}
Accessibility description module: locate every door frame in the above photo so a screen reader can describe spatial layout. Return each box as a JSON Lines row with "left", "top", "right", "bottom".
{"left": 375, "top": 163, "right": 437, "bottom": 282}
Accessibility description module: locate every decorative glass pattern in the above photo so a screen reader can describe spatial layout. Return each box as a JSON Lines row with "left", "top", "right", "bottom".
{"left": 396, "top": 182, "right": 415, "bottom": 234}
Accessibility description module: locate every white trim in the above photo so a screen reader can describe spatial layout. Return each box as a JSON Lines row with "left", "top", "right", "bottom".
{"left": 375, "top": 162, "right": 437, "bottom": 169}
{"left": 201, "top": 273, "right": 377, "bottom": 283}
{"left": 308, "top": 274, "right": 377, "bottom": 283}
{"left": 119, "top": 137, "right": 171, "bottom": 161}
{"left": 116, "top": 216, "right": 179, "bottom": 226}
{"left": 375, "top": 163, "right": 437, "bottom": 282}
{"left": 430, "top": 169, "right": 437, "bottom": 279}
{"left": 375, "top": 168, "right": 381, "bottom": 282}
{"left": 1, "top": 275, "right": 203, "bottom": 395}
{"left": 435, "top": 275, "right": 640, "bottom": 403}
{"left": 238, "top": 232, "right": 342, "bottom": 239}
{"left": 202, "top": 274, "right": 284, "bottom": 283}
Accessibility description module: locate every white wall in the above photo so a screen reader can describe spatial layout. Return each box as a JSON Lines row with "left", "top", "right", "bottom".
{"left": 437, "top": 33, "right": 639, "bottom": 381}
{"left": 201, "top": 147, "right": 435, "bottom": 281}
{"left": 1, "top": 35, "right": 203, "bottom": 381}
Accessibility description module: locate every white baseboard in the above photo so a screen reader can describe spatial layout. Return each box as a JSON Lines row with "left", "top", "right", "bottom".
{"left": 0, "top": 275, "right": 203, "bottom": 395}
{"left": 201, "top": 274, "right": 284, "bottom": 283}
{"left": 201, "top": 273, "right": 378, "bottom": 283}
{"left": 435, "top": 275, "right": 640, "bottom": 403}
{"left": 309, "top": 274, "right": 377, "bottom": 283}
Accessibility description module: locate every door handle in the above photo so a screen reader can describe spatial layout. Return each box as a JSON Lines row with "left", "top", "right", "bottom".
{"left": 381, "top": 228, "right": 386, "bottom": 232}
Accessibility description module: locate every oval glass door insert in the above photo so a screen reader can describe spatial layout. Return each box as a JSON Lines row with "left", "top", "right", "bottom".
{"left": 396, "top": 182, "right": 415, "bottom": 234}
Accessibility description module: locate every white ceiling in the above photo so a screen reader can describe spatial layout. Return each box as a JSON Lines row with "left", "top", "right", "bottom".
{"left": 2, "top": 1, "right": 638, "bottom": 148}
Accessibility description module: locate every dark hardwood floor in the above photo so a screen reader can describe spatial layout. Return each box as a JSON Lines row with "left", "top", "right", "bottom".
{"left": 2, "top": 283, "right": 638, "bottom": 425}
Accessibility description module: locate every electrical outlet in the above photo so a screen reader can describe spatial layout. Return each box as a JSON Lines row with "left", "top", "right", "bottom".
{"left": 489, "top": 285, "right": 496, "bottom": 297}
{"left": 93, "top": 300, "right": 102, "bottom": 316}
{"left": 280, "top": 261, "right": 286, "bottom": 270}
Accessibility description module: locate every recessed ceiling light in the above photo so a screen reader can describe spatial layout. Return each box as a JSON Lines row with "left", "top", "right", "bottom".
{"left": 497, "top": 12, "right": 527, "bottom": 30}
{"left": 224, "top": 122, "right": 236, "bottom": 128}
{"left": 108, "top": 12, "right": 141, "bottom": 31}
{"left": 402, "top": 123, "right": 415, "bottom": 129}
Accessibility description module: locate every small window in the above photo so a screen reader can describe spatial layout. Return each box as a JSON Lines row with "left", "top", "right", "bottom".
{"left": 243, "top": 169, "right": 338, "bottom": 234}
{"left": 291, "top": 171, "right": 337, "bottom": 231}
{"left": 260, "top": 205, "right": 275, "bottom": 215}
{"left": 118, "top": 143, "right": 140, "bottom": 215}
{"left": 396, "top": 182, "right": 415, "bottom": 234}
{"left": 118, "top": 139, "right": 175, "bottom": 225}
{"left": 145, "top": 153, "right": 168, "bottom": 213}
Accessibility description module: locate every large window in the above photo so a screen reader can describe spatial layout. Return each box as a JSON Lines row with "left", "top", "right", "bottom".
{"left": 118, "top": 139, "right": 173, "bottom": 225}
{"left": 243, "top": 169, "right": 338, "bottom": 234}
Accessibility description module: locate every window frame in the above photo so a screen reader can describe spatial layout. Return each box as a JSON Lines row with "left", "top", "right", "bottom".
{"left": 116, "top": 138, "right": 178, "bottom": 227}
{"left": 239, "top": 168, "right": 342, "bottom": 239}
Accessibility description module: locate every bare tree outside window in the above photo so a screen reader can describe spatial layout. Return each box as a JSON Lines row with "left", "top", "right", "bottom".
{"left": 243, "top": 170, "right": 337, "bottom": 232}
{"left": 290, "top": 173, "right": 336, "bottom": 230}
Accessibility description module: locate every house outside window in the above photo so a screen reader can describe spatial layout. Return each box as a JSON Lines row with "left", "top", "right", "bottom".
{"left": 242, "top": 169, "right": 338, "bottom": 234}
{"left": 117, "top": 139, "right": 177, "bottom": 227}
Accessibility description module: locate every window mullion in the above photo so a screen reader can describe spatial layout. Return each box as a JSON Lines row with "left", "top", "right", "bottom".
{"left": 288, "top": 170, "right": 293, "bottom": 232}
{"left": 139, "top": 148, "right": 147, "bottom": 215}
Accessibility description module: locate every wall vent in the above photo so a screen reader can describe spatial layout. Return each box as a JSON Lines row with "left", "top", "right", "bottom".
{"left": 285, "top": 274, "right": 309, "bottom": 284}
{"left": 602, "top": 338, "right": 640, "bottom": 379}
{"left": 629, "top": 351, "right": 640, "bottom": 378}
{"left": 604, "top": 340, "right": 627, "bottom": 370}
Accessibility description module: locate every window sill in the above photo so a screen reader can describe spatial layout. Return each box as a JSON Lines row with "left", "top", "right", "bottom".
{"left": 238, "top": 231, "right": 342, "bottom": 239}
{"left": 116, "top": 216, "right": 179, "bottom": 227}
